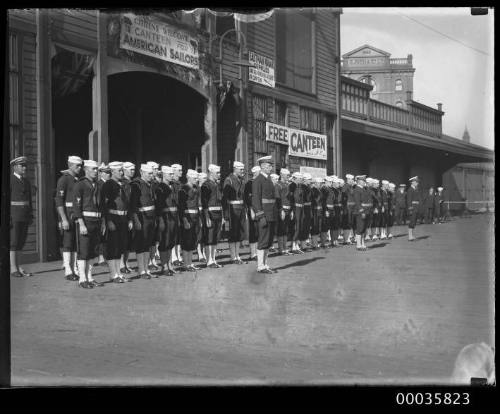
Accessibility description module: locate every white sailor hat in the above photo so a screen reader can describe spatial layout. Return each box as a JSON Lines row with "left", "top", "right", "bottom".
{"left": 345, "top": 174, "right": 354, "bottom": 180}
{"left": 109, "top": 161, "right": 123, "bottom": 169}
{"left": 270, "top": 173, "right": 279, "bottom": 180}
{"left": 302, "top": 173, "right": 312, "bottom": 180}
{"left": 355, "top": 175, "right": 367, "bottom": 181}
{"left": 292, "top": 172, "right": 302, "bottom": 179}
{"left": 123, "top": 162, "right": 135, "bottom": 170}
{"left": 198, "top": 172, "right": 207, "bottom": 179}
{"left": 251, "top": 165, "right": 261, "bottom": 174}
{"left": 389, "top": 182, "right": 396, "bottom": 188}
{"left": 409, "top": 176, "right": 419, "bottom": 182}
{"left": 171, "top": 164, "right": 182, "bottom": 171}
{"left": 161, "top": 165, "right": 174, "bottom": 174}
{"left": 365, "top": 177, "right": 373, "bottom": 183}
{"left": 10, "top": 156, "right": 28, "bottom": 166}
{"left": 324, "top": 175, "right": 334, "bottom": 182}
{"left": 186, "top": 169, "right": 198, "bottom": 178}
{"left": 381, "top": 180, "right": 389, "bottom": 185}
{"left": 208, "top": 164, "right": 221, "bottom": 173}
{"left": 141, "top": 163, "right": 153, "bottom": 173}
{"left": 313, "top": 177, "right": 323, "bottom": 183}
{"left": 437, "top": 186, "right": 443, "bottom": 191}
{"left": 146, "top": 161, "right": 159, "bottom": 169}
{"left": 373, "top": 179, "right": 380, "bottom": 185}
{"left": 280, "top": 168, "right": 290, "bottom": 175}
{"left": 233, "top": 161, "right": 245, "bottom": 169}
{"left": 83, "top": 160, "right": 98, "bottom": 168}
{"left": 68, "top": 155, "right": 83, "bottom": 165}
{"left": 338, "top": 178, "right": 345, "bottom": 185}
{"left": 257, "top": 155, "right": 273, "bottom": 164}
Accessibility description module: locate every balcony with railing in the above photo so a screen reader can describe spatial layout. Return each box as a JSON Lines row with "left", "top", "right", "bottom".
{"left": 341, "top": 76, "right": 443, "bottom": 138}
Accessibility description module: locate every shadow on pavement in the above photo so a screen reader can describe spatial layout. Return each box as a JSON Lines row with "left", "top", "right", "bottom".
{"left": 392, "top": 234, "right": 407, "bottom": 238}
{"left": 273, "top": 257, "right": 325, "bottom": 271}
{"left": 33, "top": 268, "right": 64, "bottom": 275}
{"left": 415, "top": 235, "right": 430, "bottom": 241}
{"left": 368, "top": 242, "right": 389, "bottom": 249}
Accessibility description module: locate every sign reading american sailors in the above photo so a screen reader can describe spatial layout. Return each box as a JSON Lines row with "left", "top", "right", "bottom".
{"left": 120, "top": 13, "right": 200, "bottom": 69}
{"left": 248, "top": 50, "right": 275, "bottom": 88}
{"left": 265, "top": 122, "right": 327, "bottom": 161}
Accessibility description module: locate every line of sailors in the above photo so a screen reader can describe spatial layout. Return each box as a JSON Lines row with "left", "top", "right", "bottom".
{"left": 9, "top": 153, "right": 446, "bottom": 283}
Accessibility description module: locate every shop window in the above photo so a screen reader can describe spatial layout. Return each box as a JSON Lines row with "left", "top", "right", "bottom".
{"left": 276, "top": 9, "right": 314, "bottom": 94}
{"left": 395, "top": 79, "right": 403, "bottom": 91}
{"left": 9, "top": 31, "right": 22, "bottom": 159}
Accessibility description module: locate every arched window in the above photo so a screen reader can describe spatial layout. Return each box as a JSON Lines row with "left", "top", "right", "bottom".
{"left": 395, "top": 100, "right": 403, "bottom": 108}
{"left": 395, "top": 79, "right": 403, "bottom": 91}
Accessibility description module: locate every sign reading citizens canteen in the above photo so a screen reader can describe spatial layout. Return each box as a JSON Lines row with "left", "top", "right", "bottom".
{"left": 120, "top": 13, "right": 199, "bottom": 69}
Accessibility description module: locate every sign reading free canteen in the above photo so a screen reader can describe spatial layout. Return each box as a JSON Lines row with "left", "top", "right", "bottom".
{"left": 120, "top": 13, "right": 199, "bottom": 69}
{"left": 248, "top": 50, "right": 275, "bottom": 88}
{"left": 266, "top": 122, "right": 327, "bottom": 161}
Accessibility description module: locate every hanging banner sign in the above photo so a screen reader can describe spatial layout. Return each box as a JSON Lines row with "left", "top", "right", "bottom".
{"left": 266, "top": 122, "right": 327, "bottom": 160}
{"left": 119, "top": 13, "right": 199, "bottom": 69}
{"left": 249, "top": 50, "right": 275, "bottom": 88}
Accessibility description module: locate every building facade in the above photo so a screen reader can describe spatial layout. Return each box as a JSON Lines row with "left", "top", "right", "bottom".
{"left": 7, "top": 8, "right": 342, "bottom": 263}
{"left": 341, "top": 44, "right": 415, "bottom": 109}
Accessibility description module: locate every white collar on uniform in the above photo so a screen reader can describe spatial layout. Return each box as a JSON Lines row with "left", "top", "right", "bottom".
{"left": 260, "top": 171, "right": 268, "bottom": 179}
{"left": 13, "top": 172, "right": 22, "bottom": 180}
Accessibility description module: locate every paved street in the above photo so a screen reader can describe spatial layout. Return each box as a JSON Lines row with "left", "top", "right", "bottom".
{"left": 10, "top": 214, "right": 494, "bottom": 385}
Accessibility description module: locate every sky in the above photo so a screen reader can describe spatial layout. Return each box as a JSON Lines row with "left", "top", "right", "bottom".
{"left": 340, "top": 7, "right": 494, "bottom": 150}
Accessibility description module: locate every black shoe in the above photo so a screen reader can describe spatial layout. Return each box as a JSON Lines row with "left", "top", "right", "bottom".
{"left": 232, "top": 259, "right": 246, "bottom": 265}
{"left": 208, "top": 263, "right": 218, "bottom": 269}
{"left": 111, "top": 277, "right": 125, "bottom": 284}
{"left": 120, "top": 267, "right": 131, "bottom": 274}
{"left": 257, "top": 269, "right": 274, "bottom": 274}
{"left": 79, "top": 281, "right": 92, "bottom": 289}
{"left": 167, "top": 269, "right": 176, "bottom": 276}
{"left": 249, "top": 256, "right": 257, "bottom": 261}
{"left": 89, "top": 280, "right": 104, "bottom": 287}
{"left": 65, "top": 274, "right": 79, "bottom": 281}
{"left": 11, "top": 271, "right": 23, "bottom": 278}
{"left": 141, "top": 273, "right": 152, "bottom": 279}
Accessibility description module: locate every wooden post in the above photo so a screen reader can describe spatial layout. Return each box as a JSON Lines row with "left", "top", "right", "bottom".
{"left": 335, "top": 12, "right": 342, "bottom": 176}
{"left": 36, "top": 9, "right": 57, "bottom": 261}
{"left": 89, "top": 11, "right": 109, "bottom": 163}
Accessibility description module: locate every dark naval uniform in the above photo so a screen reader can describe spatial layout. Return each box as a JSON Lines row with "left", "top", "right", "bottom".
{"left": 130, "top": 178, "right": 157, "bottom": 254}
{"left": 244, "top": 179, "right": 258, "bottom": 244}
{"left": 301, "top": 184, "right": 312, "bottom": 241}
{"left": 290, "top": 182, "right": 303, "bottom": 242}
{"left": 332, "top": 186, "right": 342, "bottom": 234}
{"left": 387, "top": 191, "right": 395, "bottom": 228}
{"left": 394, "top": 189, "right": 407, "bottom": 225}
{"left": 172, "top": 180, "right": 183, "bottom": 245}
{"left": 342, "top": 184, "right": 356, "bottom": 231}
{"left": 380, "top": 188, "right": 389, "bottom": 228}
{"left": 423, "top": 192, "right": 435, "bottom": 224}
{"left": 201, "top": 178, "right": 223, "bottom": 246}
{"left": 178, "top": 184, "right": 201, "bottom": 251}
{"left": 121, "top": 176, "right": 134, "bottom": 252}
{"left": 155, "top": 181, "right": 179, "bottom": 252}
{"left": 151, "top": 179, "right": 161, "bottom": 244}
{"left": 320, "top": 185, "right": 331, "bottom": 235}
{"left": 73, "top": 177, "right": 103, "bottom": 260}
{"left": 252, "top": 172, "right": 278, "bottom": 250}
{"left": 434, "top": 191, "right": 445, "bottom": 222}
{"left": 370, "top": 187, "right": 381, "bottom": 229}
{"left": 310, "top": 187, "right": 323, "bottom": 236}
{"left": 55, "top": 171, "right": 79, "bottom": 252}
{"left": 101, "top": 178, "right": 130, "bottom": 260}
{"left": 10, "top": 173, "right": 33, "bottom": 250}
{"left": 222, "top": 173, "right": 246, "bottom": 242}
{"left": 276, "top": 180, "right": 291, "bottom": 237}
{"left": 353, "top": 186, "right": 373, "bottom": 235}
{"left": 406, "top": 186, "right": 421, "bottom": 229}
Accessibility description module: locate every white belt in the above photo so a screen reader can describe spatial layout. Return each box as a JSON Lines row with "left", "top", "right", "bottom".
{"left": 262, "top": 199, "right": 275, "bottom": 204}
{"left": 229, "top": 200, "right": 244, "bottom": 205}
{"left": 109, "top": 209, "right": 127, "bottom": 216}
{"left": 208, "top": 206, "right": 222, "bottom": 211}
{"left": 326, "top": 204, "right": 334, "bottom": 208}
{"left": 334, "top": 203, "right": 342, "bottom": 207}
{"left": 11, "top": 201, "right": 29, "bottom": 206}
{"left": 315, "top": 206, "right": 322, "bottom": 210}
{"left": 138, "top": 205, "right": 155, "bottom": 212}
{"left": 347, "top": 202, "right": 355, "bottom": 206}
{"left": 282, "top": 205, "right": 290, "bottom": 209}
{"left": 185, "top": 209, "right": 198, "bottom": 214}
{"left": 162, "top": 207, "right": 178, "bottom": 212}
{"left": 65, "top": 202, "right": 73, "bottom": 207}
{"left": 303, "top": 202, "right": 312, "bottom": 206}
{"left": 361, "top": 203, "right": 372, "bottom": 207}
{"left": 411, "top": 201, "right": 420, "bottom": 204}
{"left": 83, "top": 211, "right": 101, "bottom": 218}
{"left": 295, "top": 203, "right": 304, "bottom": 207}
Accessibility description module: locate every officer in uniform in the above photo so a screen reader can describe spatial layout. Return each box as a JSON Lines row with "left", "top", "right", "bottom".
{"left": 424, "top": 187, "right": 435, "bottom": 224}
{"left": 170, "top": 164, "right": 184, "bottom": 267}
{"left": 196, "top": 172, "right": 208, "bottom": 264}
{"left": 387, "top": 182, "right": 396, "bottom": 238}
{"left": 101, "top": 162, "right": 133, "bottom": 283}
{"left": 155, "top": 165, "right": 179, "bottom": 276}
{"left": 120, "top": 161, "right": 135, "bottom": 274}
{"left": 10, "top": 156, "right": 34, "bottom": 278}
{"left": 342, "top": 174, "right": 356, "bottom": 244}
{"left": 353, "top": 175, "right": 372, "bottom": 251}
{"left": 130, "top": 163, "right": 156, "bottom": 279}
{"left": 275, "top": 168, "right": 292, "bottom": 256}
{"left": 395, "top": 184, "right": 407, "bottom": 225}
{"left": 72, "top": 160, "right": 105, "bottom": 288}
{"left": 178, "top": 169, "right": 202, "bottom": 271}
{"left": 252, "top": 156, "right": 278, "bottom": 274}
{"left": 290, "top": 172, "right": 304, "bottom": 254}
{"left": 96, "top": 163, "right": 111, "bottom": 265}
{"left": 435, "top": 186, "right": 446, "bottom": 223}
{"left": 379, "top": 180, "right": 390, "bottom": 239}
{"left": 301, "top": 173, "right": 313, "bottom": 251}
{"left": 55, "top": 155, "right": 83, "bottom": 281}
{"left": 310, "top": 177, "right": 323, "bottom": 249}
{"left": 222, "top": 161, "right": 247, "bottom": 264}
{"left": 201, "top": 164, "right": 224, "bottom": 268}
{"left": 406, "top": 176, "right": 421, "bottom": 241}
{"left": 244, "top": 165, "right": 261, "bottom": 261}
